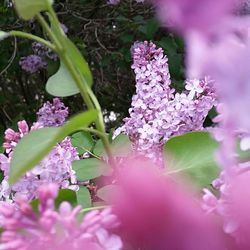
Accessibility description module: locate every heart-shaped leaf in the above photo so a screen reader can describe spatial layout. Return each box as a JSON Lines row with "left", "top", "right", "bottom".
{"left": 46, "top": 63, "right": 80, "bottom": 97}
{"left": 46, "top": 39, "right": 93, "bottom": 97}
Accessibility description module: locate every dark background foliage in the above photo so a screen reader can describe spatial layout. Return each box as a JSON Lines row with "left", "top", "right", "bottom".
{"left": 0, "top": 0, "right": 185, "bottom": 141}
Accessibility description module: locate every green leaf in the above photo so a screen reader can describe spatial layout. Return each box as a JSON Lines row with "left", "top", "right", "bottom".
{"left": 62, "top": 110, "right": 97, "bottom": 133}
{"left": 64, "top": 39, "right": 93, "bottom": 88}
{"left": 164, "top": 131, "right": 219, "bottom": 188}
{"left": 46, "top": 39, "right": 93, "bottom": 97}
{"left": 0, "top": 31, "right": 9, "bottom": 41}
{"left": 145, "top": 18, "right": 160, "bottom": 39}
{"left": 46, "top": 63, "right": 79, "bottom": 97}
{"left": 30, "top": 189, "right": 77, "bottom": 212}
{"left": 112, "top": 134, "right": 132, "bottom": 157}
{"left": 55, "top": 189, "right": 77, "bottom": 207}
{"left": 76, "top": 186, "right": 92, "bottom": 208}
{"left": 9, "top": 110, "right": 98, "bottom": 184}
{"left": 13, "top": 0, "right": 53, "bottom": 20}
{"left": 71, "top": 131, "right": 94, "bottom": 154}
{"left": 93, "top": 139, "right": 105, "bottom": 156}
{"left": 93, "top": 134, "right": 132, "bottom": 157}
{"left": 73, "top": 158, "right": 109, "bottom": 181}
{"left": 10, "top": 128, "right": 61, "bottom": 185}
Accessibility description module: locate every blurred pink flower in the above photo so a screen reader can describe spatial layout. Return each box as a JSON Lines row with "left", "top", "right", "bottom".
{"left": 151, "top": 0, "right": 237, "bottom": 34}
{"left": 187, "top": 17, "right": 250, "bottom": 132}
{"left": 112, "top": 157, "right": 227, "bottom": 250}
{"left": 0, "top": 183, "right": 122, "bottom": 250}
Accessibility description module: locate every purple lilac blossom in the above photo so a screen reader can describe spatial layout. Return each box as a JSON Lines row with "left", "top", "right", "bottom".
{"left": 115, "top": 41, "right": 216, "bottom": 161}
{"left": 187, "top": 17, "right": 250, "bottom": 133}
{"left": 32, "top": 41, "right": 58, "bottom": 61}
{"left": 19, "top": 55, "right": 47, "bottom": 74}
{"left": 37, "top": 98, "right": 69, "bottom": 127}
{"left": 32, "top": 23, "right": 68, "bottom": 62}
{"left": 151, "top": 0, "right": 237, "bottom": 35}
{"left": 201, "top": 103, "right": 250, "bottom": 248}
{"left": 0, "top": 183, "right": 122, "bottom": 250}
{"left": 0, "top": 120, "right": 79, "bottom": 202}
{"left": 32, "top": 42, "right": 48, "bottom": 57}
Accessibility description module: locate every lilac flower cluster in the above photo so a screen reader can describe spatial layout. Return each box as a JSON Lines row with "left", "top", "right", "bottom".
{"left": 20, "top": 23, "right": 68, "bottom": 73}
{"left": 32, "top": 42, "right": 58, "bottom": 61}
{"left": 115, "top": 41, "right": 216, "bottom": 160}
{"left": 0, "top": 183, "right": 122, "bottom": 250}
{"left": 37, "top": 98, "right": 69, "bottom": 127}
{"left": 19, "top": 55, "right": 47, "bottom": 74}
{"left": 202, "top": 103, "right": 250, "bottom": 248}
{"left": 0, "top": 120, "right": 79, "bottom": 202}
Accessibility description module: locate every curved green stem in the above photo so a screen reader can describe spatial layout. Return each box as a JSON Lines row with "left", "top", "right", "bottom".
{"left": 9, "top": 31, "right": 56, "bottom": 51}
{"left": 35, "top": 13, "right": 63, "bottom": 52}
{"left": 36, "top": 9, "right": 115, "bottom": 165}
{"left": 81, "top": 127, "right": 107, "bottom": 139}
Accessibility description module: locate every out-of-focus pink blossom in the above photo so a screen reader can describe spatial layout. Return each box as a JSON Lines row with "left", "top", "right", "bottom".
{"left": 0, "top": 183, "right": 122, "bottom": 250}
{"left": 112, "top": 157, "right": 227, "bottom": 250}
{"left": 151, "top": 0, "right": 237, "bottom": 34}
{"left": 187, "top": 17, "right": 250, "bottom": 131}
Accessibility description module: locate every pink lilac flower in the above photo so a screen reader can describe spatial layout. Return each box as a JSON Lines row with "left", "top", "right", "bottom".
{"left": 115, "top": 41, "right": 216, "bottom": 161}
{"left": 19, "top": 55, "right": 47, "bottom": 74}
{"left": 112, "top": 157, "right": 227, "bottom": 250}
{"left": 0, "top": 183, "right": 122, "bottom": 250}
{"left": 151, "top": 0, "right": 237, "bottom": 35}
{"left": 37, "top": 98, "right": 69, "bottom": 127}
{"left": 0, "top": 120, "right": 79, "bottom": 202}
{"left": 204, "top": 166, "right": 250, "bottom": 249}
{"left": 201, "top": 102, "right": 250, "bottom": 249}
{"left": 187, "top": 17, "right": 250, "bottom": 132}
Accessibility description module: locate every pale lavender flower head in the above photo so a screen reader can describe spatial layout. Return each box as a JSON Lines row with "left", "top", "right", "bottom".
{"left": 151, "top": 0, "right": 237, "bottom": 35}
{"left": 187, "top": 18, "right": 250, "bottom": 132}
{"left": 19, "top": 55, "right": 47, "bottom": 74}
{"left": 116, "top": 41, "right": 216, "bottom": 161}
{"left": 37, "top": 98, "right": 69, "bottom": 127}
{"left": 0, "top": 183, "right": 122, "bottom": 250}
{"left": 201, "top": 100, "right": 250, "bottom": 249}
